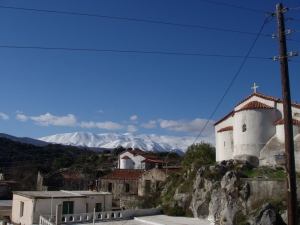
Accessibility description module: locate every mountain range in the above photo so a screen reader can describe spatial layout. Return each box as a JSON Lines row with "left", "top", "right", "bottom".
{"left": 0, "top": 132, "right": 202, "bottom": 155}
{"left": 38, "top": 132, "right": 195, "bottom": 154}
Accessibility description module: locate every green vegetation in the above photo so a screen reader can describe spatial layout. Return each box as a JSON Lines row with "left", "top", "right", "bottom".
{"left": 159, "top": 142, "right": 216, "bottom": 217}
{"left": 234, "top": 211, "right": 250, "bottom": 225}
{"left": 182, "top": 142, "right": 215, "bottom": 172}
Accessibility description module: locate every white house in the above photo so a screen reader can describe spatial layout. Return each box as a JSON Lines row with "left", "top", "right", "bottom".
{"left": 214, "top": 89, "right": 300, "bottom": 170}
{"left": 11, "top": 190, "right": 112, "bottom": 225}
{"left": 118, "top": 150, "right": 163, "bottom": 170}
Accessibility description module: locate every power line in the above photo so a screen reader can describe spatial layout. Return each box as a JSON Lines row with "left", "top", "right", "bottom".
{"left": 192, "top": 16, "right": 271, "bottom": 145}
{"left": 0, "top": 45, "right": 272, "bottom": 59}
{"left": 200, "top": 0, "right": 266, "bottom": 13}
{"left": 0, "top": 5, "right": 270, "bottom": 37}
{"left": 287, "top": 38, "right": 300, "bottom": 43}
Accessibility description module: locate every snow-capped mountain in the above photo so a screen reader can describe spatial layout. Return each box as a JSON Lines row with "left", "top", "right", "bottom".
{"left": 38, "top": 132, "right": 196, "bottom": 154}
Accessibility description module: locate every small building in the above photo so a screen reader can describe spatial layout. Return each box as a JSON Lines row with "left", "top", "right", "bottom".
{"left": 118, "top": 150, "right": 163, "bottom": 170}
{"left": 37, "top": 169, "right": 85, "bottom": 191}
{"left": 0, "top": 200, "right": 12, "bottom": 219}
{"left": 138, "top": 166, "right": 181, "bottom": 196}
{"left": 98, "top": 170, "right": 145, "bottom": 207}
{"left": 11, "top": 190, "right": 112, "bottom": 225}
{"left": 214, "top": 88, "right": 300, "bottom": 169}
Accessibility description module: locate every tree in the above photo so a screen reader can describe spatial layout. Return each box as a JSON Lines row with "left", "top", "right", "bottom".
{"left": 112, "top": 145, "right": 126, "bottom": 156}
{"left": 182, "top": 142, "right": 215, "bottom": 172}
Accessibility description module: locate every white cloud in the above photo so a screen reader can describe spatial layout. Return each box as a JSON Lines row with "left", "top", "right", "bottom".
{"left": 97, "top": 110, "right": 104, "bottom": 113}
{"left": 127, "top": 125, "right": 138, "bottom": 133}
{"left": 158, "top": 118, "right": 215, "bottom": 136}
{"left": 30, "top": 113, "right": 78, "bottom": 126}
{"left": 80, "top": 121, "right": 124, "bottom": 130}
{"left": 16, "top": 114, "right": 28, "bottom": 121}
{"left": 0, "top": 112, "right": 9, "bottom": 120}
{"left": 130, "top": 115, "right": 138, "bottom": 121}
{"left": 141, "top": 120, "right": 157, "bottom": 129}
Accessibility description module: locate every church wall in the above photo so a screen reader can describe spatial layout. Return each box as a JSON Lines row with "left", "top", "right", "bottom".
{"left": 118, "top": 152, "right": 145, "bottom": 169}
{"left": 260, "top": 133, "right": 300, "bottom": 171}
{"left": 215, "top": 116, "right": 233, "bottom": 161}
{"left": 217, "top": 130, "right": 233, "bottom": 161}
{"left": 235, "top": 97, "right": 276, "bottom": 111}
{"left": 120, "top": 158, "right": 134, "bottom": 169}
{"left": 233, "top": 108, "right": 277, "bottom": 158}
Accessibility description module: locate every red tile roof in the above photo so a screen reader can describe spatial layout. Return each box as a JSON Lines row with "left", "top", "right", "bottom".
{"left": 214, "top": 110, "right": 235, "bottom": 126}
{"left": 141, "top": 159, "right": 164, "bottom": 163}
{"left": 274, "top": 118, "right": 300, "bottom": 125}
{"left": 235, "top": 101, "right": 274, "bottom": 112}
{"left": 121, "top": 156, "right": 130, "bottom": 159}
{"left": 119, "top": 150, "right": 157, "bottom": 160}
{"left": 101, "top": 170, "right": 145, "bottom": 180}
{"left": 214, "top": 93, "right": 300, "bottom": 126}
{"left": 235, "top": 93, "right": 281, "bottom": 108}
{"left": 217, "top": 126, "right": 233, "bottom": 133}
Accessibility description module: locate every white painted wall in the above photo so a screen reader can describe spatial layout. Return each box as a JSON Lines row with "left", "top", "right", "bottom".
{"left": 233, "top": 109, "right": 278, "bottom": 157}
{"left": 120, "top": 158, "right": 134, "bottom": 169}
{"left": 118, "top": 152, "right": 146, "bottom": 169}
{"left": 215, "top": 116, "right": 233, "bottom": 161}
{"left": 11, "top": 193, "right": 112, "bottom": 225}
{"left": 217, "top": 130, "right": 234, "bottom": 161}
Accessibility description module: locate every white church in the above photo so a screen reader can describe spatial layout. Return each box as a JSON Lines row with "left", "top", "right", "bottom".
{"left": 214, "top": 84, "right": 300, "bottom": 170}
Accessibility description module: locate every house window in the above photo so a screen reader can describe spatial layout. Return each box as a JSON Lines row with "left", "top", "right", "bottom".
{"left": 108, "top": 183, "right": 113, "bottom": 192}
{"left": 62, "top": 201, "right": 74, "bottom": 214}
{"left": 95, "top": 203, "right": 102, "bottom": 212}
{"left": 125, "top": 183, "right": 130, "bottom": 193}
{"left": 20, "top": 201, "right": 24, "bottom": 217}
{"left": 145, "top": 180, "right": 151, "bottom": 192}
{"left": 156, "top": 181, "right": 160, "bottom": 188}
{"left": 242, "top": 124, "right": 247, "bottom": 132}
{"left": 86, "top": 203, "right": 88, "bottom": 213}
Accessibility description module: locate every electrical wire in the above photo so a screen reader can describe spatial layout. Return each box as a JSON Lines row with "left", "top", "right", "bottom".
{"left": 200, "top": 0, "right": 265, "bottom": 13}
{"left": 287, "top": 38, "right": 300, "bottom": 43}
{"left": 0, "top": 5, "right": 270, "bottom": 37}
{"left": 0, "top": 45, "right": 273, "bottom": 59}
{"left": 192, "top": 16, "right": 271, "bottom": 145}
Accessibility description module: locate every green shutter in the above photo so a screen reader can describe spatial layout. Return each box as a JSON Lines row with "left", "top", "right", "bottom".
{"left": 62, "top": 201, "right": 74, "bottom": 214}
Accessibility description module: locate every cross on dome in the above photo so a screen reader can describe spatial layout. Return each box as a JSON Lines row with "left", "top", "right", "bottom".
{"left": 251, "top": 83, "right": 259, "bottom": 93}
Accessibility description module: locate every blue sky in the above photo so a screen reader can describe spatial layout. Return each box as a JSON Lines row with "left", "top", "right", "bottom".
{"left": 0, "top": 0, "right": 299, "bottom": 142}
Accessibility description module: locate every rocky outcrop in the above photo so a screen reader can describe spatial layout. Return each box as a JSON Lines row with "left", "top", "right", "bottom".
{"left": 188, "top": 160, "right": 291, "bottom": 224}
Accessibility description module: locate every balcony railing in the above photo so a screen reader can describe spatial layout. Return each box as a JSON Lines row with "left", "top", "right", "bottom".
{"left": 39, "top": 208, "right": 160, "bottom": 224}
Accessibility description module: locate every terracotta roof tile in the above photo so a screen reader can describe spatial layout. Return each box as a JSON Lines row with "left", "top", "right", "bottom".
{"left": 141, "top": 159, "right": 164, "bottom": 163}
{"left": 235, "top": 101, "right": 274, "bottom": 112}
{"left": 235, "top": 93, "right": 282, "bottom": 107}
{"left": 101, "top": 170, "right": 144, "bottom": 180}
{"left": 121, "top": 156, "right": 130, "bottom": 159}
{"left": 214, "top": 110, "right": 235, "bottom": 126}
{"left": 215, "top": 92, "right": 300, "bottom": 126}
{"left": 217, "top": 126, "right": 233, "bottom": 133}
{"left": 274, "top": 118, "right": 300, "bottom": 125}
{"left": 119, "top": 150, "right": 156, "bottom": 160}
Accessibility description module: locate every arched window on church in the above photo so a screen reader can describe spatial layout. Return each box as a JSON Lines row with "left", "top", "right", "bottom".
{"left": 242, "top": 124, "right": 247, "bottom": 132}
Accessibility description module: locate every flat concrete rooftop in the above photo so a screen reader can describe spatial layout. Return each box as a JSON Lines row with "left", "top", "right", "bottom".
{"left": 79, "top": 215, "right": 211, "bottom": 225}
{"left": 13, "top": 190, "right": 110, "bottom": 199}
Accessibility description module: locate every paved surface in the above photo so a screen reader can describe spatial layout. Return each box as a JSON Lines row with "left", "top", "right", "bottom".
{"left": 134, "top": 215, "right": 211, "bottom": 225}
{"left": 92, "top": 215, "right": 212, "bottom": 225}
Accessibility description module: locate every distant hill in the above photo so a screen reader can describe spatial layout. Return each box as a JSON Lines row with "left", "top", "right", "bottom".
{"left": 0, "top": 133, "right": 48, "bottom": 146}
{"left": 0, "top": 136, "right": 93, "bottom": 171}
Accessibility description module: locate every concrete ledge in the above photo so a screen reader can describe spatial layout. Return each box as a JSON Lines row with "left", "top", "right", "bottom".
{"left": 134, "top": 217, "right": 162, "bottom": 225}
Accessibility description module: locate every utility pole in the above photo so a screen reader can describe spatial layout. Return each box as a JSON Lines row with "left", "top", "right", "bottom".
{"left": 276, "top": 3, "right": 298, "bottom": 224}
